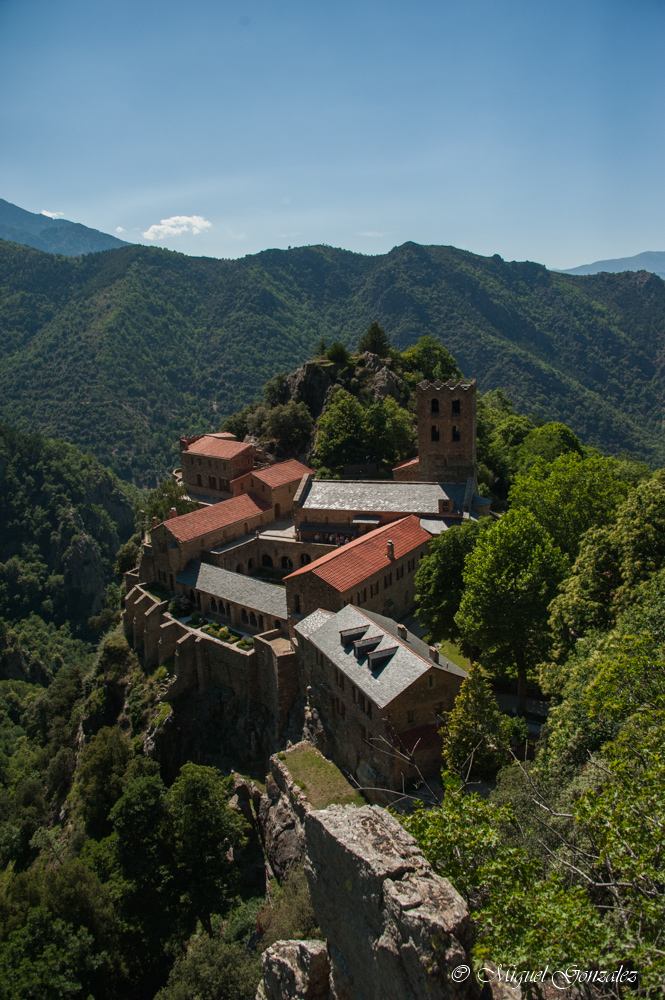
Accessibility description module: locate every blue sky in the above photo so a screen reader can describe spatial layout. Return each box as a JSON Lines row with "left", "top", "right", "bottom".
{"left": 1, "top": 0, "right": 663, "bottom": 268}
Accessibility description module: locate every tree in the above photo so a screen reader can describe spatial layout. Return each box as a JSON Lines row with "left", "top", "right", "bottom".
{"left": 400, "top": 335, "right": 460, "bottom": 382}
{"left": 166, "top": 764, "right": 248, "bottom": 935}
{"left": 75, "top": 726, "right": 131, "bottom": 839}
{"left": 264, "top": 400, "right": 313, "bottom": 457}
{"left": 134, "top": 479, "right": 197, "bottom": 534}
{"left": 326, "top": 341, "right": 351, "bottom": 364}
{"left": 315, "top": 389, "right": 367, "bottom": 469}
{"left": 154, "top": 932, "right": 260, "bottom": 1000}
{"left": 415, "top": 520, "right": 488, "bottom": 643}
{"left": 358, "top": 321, "right": 391, "bottom": 356}
{"left": 440, "top": 665, "right": 524, "bottom": 780}
{"left": 262, "top": 371, "right": 290, "bottom": 407}
{"left": 509, "top": 453, "right": 632, "bottom": 558}
{"left": 455, "top": 509, "right": 569, "bottom": 714}
{"left": 365, "top": 397, "right": 415, "bottom": 466}
{"left": 518, "top": 422, "right": 582, "bottom": 468}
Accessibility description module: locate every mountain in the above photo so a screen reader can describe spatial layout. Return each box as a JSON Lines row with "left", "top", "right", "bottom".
{"left": 560, "top": 250, "right": 665, "bottom": 280}
{"left": 0, "top": 198, "right": 130, "bottom": 256}
{"left": 0, "top": 238, "right": 664, "bottom": 483}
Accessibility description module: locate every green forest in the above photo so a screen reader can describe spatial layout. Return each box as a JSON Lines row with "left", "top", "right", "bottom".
{"left": 0, "top": 236, "right": 664, "bottom": 483}
{"left": 1, "top": 303, "right": 665, "bottom": 994}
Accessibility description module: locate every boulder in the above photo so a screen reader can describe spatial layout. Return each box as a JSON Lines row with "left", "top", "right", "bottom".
{"left": 304, "top": 804, "right": 476, "bottom": 1000}
{"left": 286, "top": 362, "right": 335, "bottom": 419}
{"left": 256, "top": 940, "right": 331, "bottom": 1000}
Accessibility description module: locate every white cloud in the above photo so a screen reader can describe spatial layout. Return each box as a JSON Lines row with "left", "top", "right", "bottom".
{"left": 357, "top": 231, "right": 385, "bottom": 237}
{"left": 142, "top": 214, "right": 212, "bottom": 240}
{"left": 115, "top": 226, "right": 125, "bottom": 233}
{"left": 41, "top": 210, "right": 64, "bottom": 218}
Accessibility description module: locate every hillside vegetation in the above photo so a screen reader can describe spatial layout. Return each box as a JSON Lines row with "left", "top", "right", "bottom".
{"left": 0, "top": 238, "right": 663, "bottom": 483}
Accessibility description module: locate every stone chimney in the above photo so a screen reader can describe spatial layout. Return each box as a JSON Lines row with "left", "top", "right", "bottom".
{"left": 386, "top": 540, "right": 395, "bottom": 559}
{"left": 437, "top": 496, "right": 453, "bottom": 514}
{"left": 397, "top": 624, "right": 407, "bottom": 640}
{"left": 429, "top": 646, "right": 439, "bottom": 663}
{"left": 152, "top": 516, "right": 158, "bottom": 529}
{"left": 168, "top": 507, "right": 178, "bottom": 520}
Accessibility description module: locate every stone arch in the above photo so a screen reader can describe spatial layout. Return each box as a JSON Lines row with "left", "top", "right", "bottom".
{"left": 250, "top": 612, "right": 257, "bottom": 627}
{"left": 281, "top": 556, "right": 293, "bottom": 570}
{"left": 300, "top": 553, "right": 311, "bottom": 565}
{"left": 262, "top": 554, "right": 274, "bottom": 568}
{"left": 235, "top": 564, "right": 243, "bottom": 574}
{"left": 210, "top": 598, "right": 218, "bottom": 612}
{"left": 241, "top": 609, "right": 249, "bottom": 624}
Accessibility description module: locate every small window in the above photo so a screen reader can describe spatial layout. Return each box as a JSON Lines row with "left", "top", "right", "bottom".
{"left": 352, "top": 684, "right": 357, "bottom": 702}
{"left": 248, "top": 558, "right": 253, "bottom": 570}
{"left": 429, "top": 674, "right": 435, "bottom": 688}
{"left": 259, "top": 615, "right": 264, "bottom": 629}
{"left": 407, "top": 709, "right": 415, "bottom": 724}
{"left": 452, "top": 425, "right": 461, "bottom": 442}
{"left": 241, "top": 609, "right": 249, "bottom": 623}
{"left": 300, "top": 553, "right": 311, "bottom": 565}
{"left": 262, "top": 554, "right": 273, "bottom": 567}
{"left": 208, "top": 475, "right": 216, "bottom": 489}
{"left": 294, "top": 594, "right": 301, "bottom": 614}
{"left": 431, "top": 398, "right": 439, "bottom": 414}
{"left": 452, "top": 399, "right": 461, "bottom": 414}
{"left": 250, "top": 612, "right": 257, "bottom": 626}
{"left": 431, "top": 426, "right": 439, "bottom": 442}
{"left": 196, "top": 473, "right": 202, "bottom": 487}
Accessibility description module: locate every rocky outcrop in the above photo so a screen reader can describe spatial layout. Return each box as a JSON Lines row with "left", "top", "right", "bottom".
{"left": 257, "top": 803, "right": 479, "bottom": 1000}
{"left": 256, "top": 940, "right": 331, "bottom": 1000}
{"left": 286, "top": 362, "right": 336, "bottom": 419}
{"left": 257, "top": 744, "right": 313, "bottom": 880}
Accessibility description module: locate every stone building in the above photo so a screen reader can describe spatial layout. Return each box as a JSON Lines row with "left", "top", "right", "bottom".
{"left": 417, "top": 378, "right": 477, "bottom": 484}
{"left": 176, "top": 561, "right": 288, "bottom": 633}
{"left": 231, "top": 458, "right": 310, "bottom": 517}
{"left": 284, "top": 515, "right": 432, "bottom": 630}
{"left": 145, "top": 492, "right": 273, "bottom": 588}
{"left": 293, "top": 477, "right": 489, "bottom": 541}
{"left": 295, "top": 604, "right": 466, "bottom": 791}
{"left": 179, "top": 433, "right": 254, "bottom": 500}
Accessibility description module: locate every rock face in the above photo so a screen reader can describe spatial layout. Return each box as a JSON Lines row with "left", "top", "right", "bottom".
{"left": 257, "top": 802, "right": 478, "bottom": 1000}
{"left": 286, "top": 362, "right": 335, "bottom": 419}
{"left": 257, "top": 745, "right": 312, "bottom": 880}
{"left": 256, "top": 940, "right": 331, "bottom": 1000}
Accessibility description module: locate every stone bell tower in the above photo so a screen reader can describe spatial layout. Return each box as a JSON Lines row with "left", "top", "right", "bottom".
{"left": 417, "top": 379, "right": 477, "bottom": 484}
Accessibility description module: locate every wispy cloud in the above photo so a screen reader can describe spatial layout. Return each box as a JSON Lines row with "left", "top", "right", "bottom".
{"left": 142, "top": 215, "right": 212, "bottom": 240}
{"left": 41, "top": 210, "right": 64, "bottom": 218}
{"left": 357, "top": 231, "right": 385, "bottom": 238}
{"left": 115, "top": 226, "right": 125, "bottom": 233}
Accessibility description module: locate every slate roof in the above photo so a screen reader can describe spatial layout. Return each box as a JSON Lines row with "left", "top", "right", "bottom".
{"left": 295, "top": 604, "right": 456, "bottom": 709}
{"left": 234, "top": 459, "right": 311, "bottom": 489}
{"left": 164, "top": 492, "right": 271, "bottom": 543}
{"left": 177, "top": 561, "right": 288, "bottom": 618}
{"left": 183, "top": 434, "right": 253, "bottom": 460}
{"left": 299, "top": 479, "right": 451, "bottom": 515}
{"left": 285, "top": 516, "right": 430, "bottom": 593}
{"left": 360, "top": 608, "right": 466, "bottom": 677}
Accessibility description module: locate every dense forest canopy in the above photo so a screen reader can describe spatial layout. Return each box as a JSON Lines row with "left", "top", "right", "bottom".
{"left": 0, "top": 237, "right": 664, "bottom": 483}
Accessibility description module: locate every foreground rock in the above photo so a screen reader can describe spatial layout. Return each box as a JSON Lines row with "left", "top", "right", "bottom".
{"left": 256, "top": 940, "right": 331, "bottom": 1000}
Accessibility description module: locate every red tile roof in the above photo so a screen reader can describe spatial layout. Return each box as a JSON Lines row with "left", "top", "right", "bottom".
{"left": 392, "top": 456, "right": 419, "bottom": 471}
{"left": 285, "top": 515, "right": 430, "bottom": 592}
{"left": 252, "top": 459, "right": 311, "bottom": 489}
{"left": 164, "top": 492, "right": 271, "bottom": 543}
{"left": 184, "top": 434, "right": 253, "bottom": 459}
{"left": 395, "top": 723, "right": 442, "bottom": 754}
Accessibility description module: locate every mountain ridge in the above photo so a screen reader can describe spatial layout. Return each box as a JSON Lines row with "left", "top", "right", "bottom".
{"left": 0, "top": 197, "right": 130, "bottom": 256}
{"left": 0, "top": 237, "right": 663, "bottom": 482}
{"left": 559, "top": 249, "right": 665, "bottom": 280}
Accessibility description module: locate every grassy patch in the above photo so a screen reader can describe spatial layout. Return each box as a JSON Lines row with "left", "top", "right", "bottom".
{"left": 438, "top": 640, "right": 471, "bottom": 671}
{"left": 283, "top": 745, "right": 365, "bottom": 810}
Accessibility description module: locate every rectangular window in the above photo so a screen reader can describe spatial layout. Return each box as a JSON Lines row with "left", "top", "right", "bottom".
{"left": 363, "top": 588, "right": 367, "bottom": 601}
{"left": 429, "top": 674, "right": 435, "bottom": 688}
{"left": 358, "top": 694, "right": 365, "bottom": 713}
{"left": 335, "top": 668, "right": 345, "bottom": 691}
{"left": 352, "top": 685, "right": 357, "bottom": 703}
{"left": 366, "top": 701, "right": 372, "bottom": 719}
{"left": 407, "top": 709, "right": 415, "bottom": 724}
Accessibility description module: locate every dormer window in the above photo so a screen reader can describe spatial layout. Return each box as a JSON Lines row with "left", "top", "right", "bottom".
{"left": 431, "top": 398, "right": 439, "bottom": 414}
{"left": 452, "top": 425, "right": 461, "bottom": 442}
{"left": 431, "top": 426, "right": 440, "bottom": 442}
{"left": 452, "top": 399, "right": 461, "bottom": 414}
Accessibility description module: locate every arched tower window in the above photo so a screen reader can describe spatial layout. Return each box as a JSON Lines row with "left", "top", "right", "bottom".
{"left": 431, "top": 426, "right": 440, "bottom": 442}
{"left": 452, "top": 425, "right": 461, "bottom": 442}
{"left": 452, "top": 399, "right": 461, "bottom": 414}
{"left": 431, "top": 398, "right": 439, "bottom": 414}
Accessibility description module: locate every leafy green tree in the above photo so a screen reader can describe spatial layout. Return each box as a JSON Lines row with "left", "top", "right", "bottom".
{"left": 415, "top": 520, "right": 489, "bottom": 643}
{"left": 509, "top": 453, "right": 632, "bottom": 558}
{"left": 455, "top": 509, "right": 569, "bottom": 714}
{"left": 440, "top": 666, "right": 524, "bottom": 780}
{"left": 326, "top": 341, "right": 351, "bottom": 364}
{"left": 166, "top": 764, "right": 248, "bottom": 935}
{"left": 262, "top": 371, "right": 290, "bottom": 407}
{"left": 358, "top": 321, "right": 392, "bottom": 356}
{"left": 264, "top": 400, "right": 313, "bottom": 457}
{"left": 365, "top": 397, "right": 415, "bottom": 466}
{"left": 134, "top": 478, "right": 197, "bottom": 534}
{"left": 154, "top": 932, "right": 260, "bottom": 1000}
{"left": 315, "top": 389, "right": 367, "bottom": 469}
{"left": 518, "top": 421, "right": 582, "bottom": 467}
{"left": 400, "top": 335, "right": 460, "bottom": 382}
{"left": 75, "top": 726, "right": 131, "bottom": 839}
{"left": 114, "top": 534, "right": 141, "bottom": 578}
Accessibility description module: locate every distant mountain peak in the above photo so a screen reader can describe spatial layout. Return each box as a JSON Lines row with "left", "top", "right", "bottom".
{"left": 0, "top": 197, "right": 130, "bottom": 256}
{"left": 559, "top": 250, "right": 665, "bottom": 280}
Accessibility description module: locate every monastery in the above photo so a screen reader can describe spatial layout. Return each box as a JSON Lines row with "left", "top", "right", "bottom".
{"left": 124, "top": 378, "right": 490, "bottom": 795}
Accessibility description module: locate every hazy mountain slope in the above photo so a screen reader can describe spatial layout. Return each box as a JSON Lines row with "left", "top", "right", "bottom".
{"left": 0, "top": 238, "right": 663, "bottom": 483}
{"left": 0, "top": 198, "right": 130, "bottom": 255}
{"left": 560, "top": 250, "right": 665, "bottom": 280}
